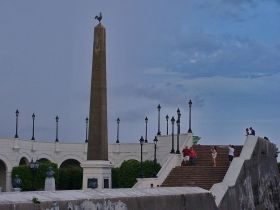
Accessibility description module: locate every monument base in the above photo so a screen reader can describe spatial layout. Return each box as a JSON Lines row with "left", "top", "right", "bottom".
{"left": 81, "top": 160, "right": 113, "bottom": 190}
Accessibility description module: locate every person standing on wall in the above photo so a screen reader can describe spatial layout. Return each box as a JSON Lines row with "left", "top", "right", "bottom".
{"left": 211, "top": 146, "right": 217, "bottom": 167}
{"left": 249, "top": 127, "right": 255, "bottom": 136}
{"left": 228, "top": 145, "right": 234, "bottom": 162}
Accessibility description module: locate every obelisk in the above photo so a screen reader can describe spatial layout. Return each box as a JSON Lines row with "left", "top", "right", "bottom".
{"left": 82, "top": 13, "right": 113, "bottom": 190}
{"left": 87, "top": 16, "right": 108, "bottom": 161}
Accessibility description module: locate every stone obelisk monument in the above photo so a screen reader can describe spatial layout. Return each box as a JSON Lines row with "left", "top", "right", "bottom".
{"left": 82, "top": 13, "right": 113, "bottom": 190}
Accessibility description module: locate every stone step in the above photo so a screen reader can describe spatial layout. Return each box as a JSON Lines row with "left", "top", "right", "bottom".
{"left": 162, "top": 144, "right": 243, "bottom": 190}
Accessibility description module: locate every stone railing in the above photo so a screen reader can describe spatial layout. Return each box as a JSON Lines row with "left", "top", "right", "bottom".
{"left": 133, "top": 133, "right": 193, "bottom": 188}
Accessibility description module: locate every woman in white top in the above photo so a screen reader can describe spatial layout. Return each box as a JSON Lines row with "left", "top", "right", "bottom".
{"left": 228, "top": 145, "right": 235, "bottom": 162}
{"left": 211, "top": 146, "right": 217, "bottom": 167}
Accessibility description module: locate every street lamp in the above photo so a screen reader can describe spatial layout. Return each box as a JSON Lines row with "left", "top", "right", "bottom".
{"left": 188, "top": 100, "right": 193, "bottom": 133}
{"left": 176, "top": 119, "right": 180, "bottom": 154}
{"left": 153, "top": 136, "right": 158, "bottom": 177}
{"left": 31, "top": 113, "right": 35, "bottom": 140}
{"left": 14, "top": 109, "right": 19, "bottom": 138}
{"left": 116, "top": 118, "right": 120, "bottom": 143}
{"left": 177, "top": 108, "right": 181, "bottom": 120}
{"left": 157, "top": 104, "right": 161, "bottom": 135}
{"left": 139, "top": 136, "right": 144, "bottom": 178}
{"left": 170, "top": 117, "right": 175, "bottom": 153}
{"left": 29, "top": 159, "right": 39, "bottom": 191}
{"left": 55, "top": 116, "right": 59, "bottom": 142}
{"left": 85, "top": 117, "right": 89, "bottom": 143}
{"left": 166, "top": 115, "right": 169, "bottom": 135}
{"left": 145, "top": 117, "right": 148, "bottom": 143}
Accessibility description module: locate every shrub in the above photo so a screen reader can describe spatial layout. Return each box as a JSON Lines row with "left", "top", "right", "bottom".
{"left": 57, "top": 166, "right": 82, "bottom": 190}
{"left": 112, "top": 159, "right": 161, "bottom": 188}
{"left": 11, "top": 161, "right": 58, "bottom": 191}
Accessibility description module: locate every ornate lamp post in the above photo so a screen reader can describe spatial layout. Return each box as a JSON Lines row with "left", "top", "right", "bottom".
{"left": 177, "top": 108, "right": 181, "bottom": 120}
{"left": 31, "top": 113, "right": 35, "bottom": 140}
{"left": 85, "top": 117, "right": 89, "bottom": 143}
{"left": 14, "top": 109, "right": 19, "bottom": 138}
{"left": 29, "top": 159, "right": 39, "bottom": 191}
{"left": 176, "top": 119, "right": 181, "bottom": 154}
{"left": 153, "top": 136, "right": 158, "bottom": 177}
{"left": 116, "top": 118, "right": 120, "bottom": 143}
{"left": 170, "top": 116, "right": 175, "bottom": 153}
{"left": 145, "top": 117, "right": 148, "bottom": 143}
{"left": 55, "top": 116, "right": 59, "bottom": 142}
{"left": 157, "top": 104, "right": 161, "bottom": 135}
{"left": 166, "top": 115, "right": 169, "bottom": 135}
{"left": 139, "top": 136, "right": 144, "bottom": 178}
{"left": 188, "top": 100, "right": 193, "bottom": 133}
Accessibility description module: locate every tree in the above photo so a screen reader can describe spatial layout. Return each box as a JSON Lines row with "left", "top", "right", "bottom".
{"left": 11, "top": 161, "right": 58, "bottom": 191}
{"left": 112, "top": 159, "right": 161, "bottom": 188}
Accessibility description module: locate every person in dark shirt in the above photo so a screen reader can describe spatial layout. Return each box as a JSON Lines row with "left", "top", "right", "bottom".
{"left": 249, "top": 127, "right": 255, "bottom": 136}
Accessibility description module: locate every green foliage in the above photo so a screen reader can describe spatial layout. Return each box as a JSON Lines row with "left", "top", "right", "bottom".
{"left": 118, "top": 159, "right": 140, "bottom": 188}
{"left": 112, "top": 159, "right": 161, "bottom": 188}
{"left": 193, "top": 136, "right": 201, "bottom": 145}
{"left": 11, "top": 161, "right": 58, "bottom": 191}
{"left": 112, "top": 167, "right": 120, "bottom": 188}
{"left": 57, "top": 166, "right": 82, "bottom": 190}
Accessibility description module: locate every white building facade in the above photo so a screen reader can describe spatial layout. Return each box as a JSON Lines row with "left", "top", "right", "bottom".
{"left": 0, "top": 134, "right": 188, "bottom": 192}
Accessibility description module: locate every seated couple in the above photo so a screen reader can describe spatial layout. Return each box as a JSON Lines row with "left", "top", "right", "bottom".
{"left": 182, "top": 146, "right": 197, "bottom": 166}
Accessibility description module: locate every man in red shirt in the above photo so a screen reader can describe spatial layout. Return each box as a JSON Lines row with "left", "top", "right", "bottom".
{"left": 189, "top": 147, "right": 197, "bottom": 166}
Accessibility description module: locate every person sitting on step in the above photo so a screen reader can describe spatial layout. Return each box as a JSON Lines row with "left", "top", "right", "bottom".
{"left": 182, "top": 146, "right": 191, "bottom": 166}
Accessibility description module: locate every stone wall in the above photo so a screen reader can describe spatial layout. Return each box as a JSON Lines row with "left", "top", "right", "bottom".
{"left": 212, "top": 136, "right": 280, "bottom": 210}
{"left": 0, "top": 187, "right": 217, "bottom": 210}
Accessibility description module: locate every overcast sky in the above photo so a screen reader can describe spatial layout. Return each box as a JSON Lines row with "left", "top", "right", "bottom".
{"left": 0, "top": 0, "right": 280, "bottom": 148}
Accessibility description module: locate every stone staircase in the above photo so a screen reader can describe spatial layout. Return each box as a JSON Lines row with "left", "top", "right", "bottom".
{"left": 161, "top": 145, "right": 243, "bottom": 190}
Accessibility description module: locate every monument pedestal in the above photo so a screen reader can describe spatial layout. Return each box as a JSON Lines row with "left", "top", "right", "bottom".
{"left": 81, "top": 160, "right": 113, "bottom": 190}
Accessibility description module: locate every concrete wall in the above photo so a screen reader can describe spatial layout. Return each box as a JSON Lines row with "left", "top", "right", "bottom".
{"left": 0, "top": 187, "right": 217, "bottom": 210}
{"left": 211, "top": 136, "right": 280, "bottom": 210}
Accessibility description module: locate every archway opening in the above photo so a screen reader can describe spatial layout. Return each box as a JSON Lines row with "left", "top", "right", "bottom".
{"left": 58, "top": 159, "right": 82, "bottom": 190}
{"left": 19, "top": 157, "right": 28, "bottom": 166}
{"left": 0, "top": 159, "right": 7, "bottom": 192}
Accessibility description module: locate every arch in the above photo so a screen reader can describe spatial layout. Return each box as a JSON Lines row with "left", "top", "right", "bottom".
{"left": 36, "top": 153, "right": 54, "bottom": 163}
{"left": 19, "top": 157, "right": 28, "bottom": 166}
{"left": 60, "top": 159, "right": 81, "bottom": 169}
{"left": 38, "top": 158, "right": 51, "bottom": 163}
{"left": 58, "top": 154, "right": 84, "bottom": 168}
{"left": 16, "top": 152, "right": 32, "bottom": 165}
{"left": 0, "top": 159, "right": 7, "bottom": 192}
